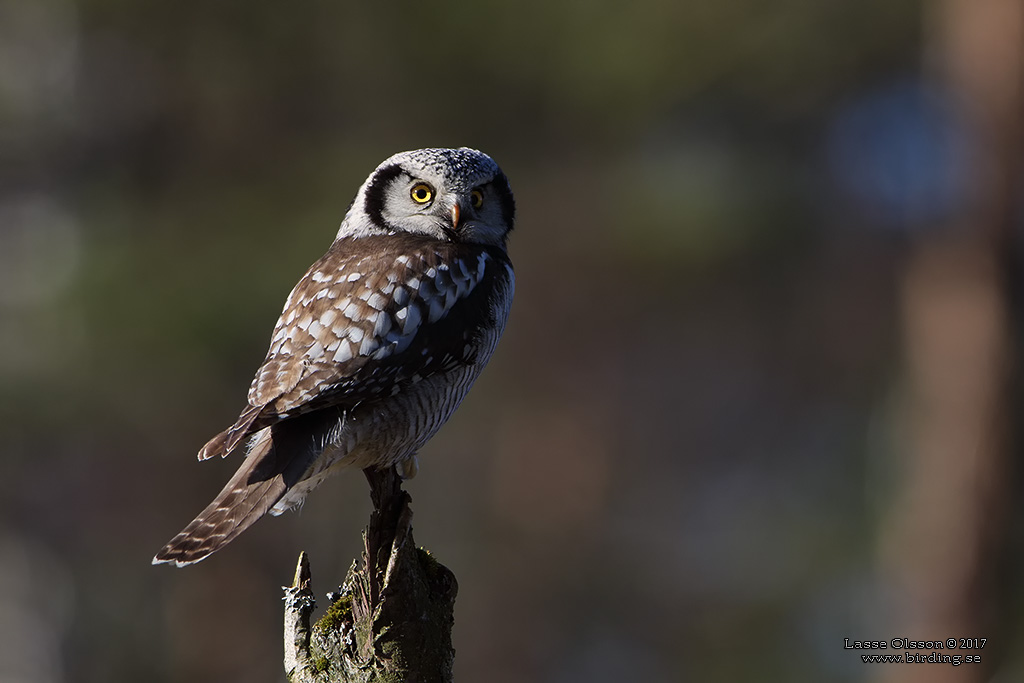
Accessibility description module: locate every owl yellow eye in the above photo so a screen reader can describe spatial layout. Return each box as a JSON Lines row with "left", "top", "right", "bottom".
{"left": 410, "top": 183, "right": 434, "bottom": 204}
{"left": 470, "top": 189, "right": 484, "bottom": 209}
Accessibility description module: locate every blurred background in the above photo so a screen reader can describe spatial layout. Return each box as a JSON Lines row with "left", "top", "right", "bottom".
{"left": 2, "top": 1, "right": 1023, "bottom": 681}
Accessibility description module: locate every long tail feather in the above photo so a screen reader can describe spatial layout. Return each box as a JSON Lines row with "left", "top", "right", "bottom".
{"left": 153, "top": 429, "right": 286, "bottom": 566}
{"left": 153, "top": 410, "right": 342, "bottom": 567}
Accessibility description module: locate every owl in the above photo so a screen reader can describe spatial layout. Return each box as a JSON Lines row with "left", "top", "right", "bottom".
{"left": 153, "top": 148, "right": 515, "bottom": 566}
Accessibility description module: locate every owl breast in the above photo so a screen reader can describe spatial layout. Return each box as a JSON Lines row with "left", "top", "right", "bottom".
{"left": 268, "top": 252, "right": 515, "bottom": 514}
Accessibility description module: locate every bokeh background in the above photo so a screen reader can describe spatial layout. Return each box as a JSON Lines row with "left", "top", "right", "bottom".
{"left": 2, "top": 1, "right": 1023, "bottom": 681}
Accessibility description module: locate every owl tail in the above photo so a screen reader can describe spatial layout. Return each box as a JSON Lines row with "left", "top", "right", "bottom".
{"left": 152, "top": 410, "right": 342, "bottom": 567}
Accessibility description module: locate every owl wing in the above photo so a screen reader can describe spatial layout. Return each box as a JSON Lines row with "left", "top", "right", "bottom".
{"left": 197, "top": 234, "right": 513, "bottom": 461}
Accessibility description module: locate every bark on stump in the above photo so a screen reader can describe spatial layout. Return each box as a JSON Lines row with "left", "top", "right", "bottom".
{"left": 283, "top": 466, "right": 458, "bottom": 683}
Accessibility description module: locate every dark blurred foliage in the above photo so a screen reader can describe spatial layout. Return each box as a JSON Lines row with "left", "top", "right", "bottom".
{"left": 2, "top": 1, "right": 1021, "bottom": 682}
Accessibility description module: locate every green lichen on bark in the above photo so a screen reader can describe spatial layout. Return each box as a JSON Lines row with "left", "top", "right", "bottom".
{"left": 314, "top": 591, "right": 353, "bottom": 635}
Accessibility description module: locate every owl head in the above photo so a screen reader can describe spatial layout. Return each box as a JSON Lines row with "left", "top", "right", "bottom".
{"left": 338, "top": 147, "right": 515, "bottom": 248}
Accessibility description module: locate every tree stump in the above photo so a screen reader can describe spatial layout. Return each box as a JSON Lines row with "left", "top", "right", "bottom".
{"left": 283, "top": 466, "right": 458, "bottom": 683}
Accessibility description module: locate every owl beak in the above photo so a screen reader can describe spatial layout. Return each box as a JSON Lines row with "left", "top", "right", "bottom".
{"left": 450, "top": 202, "right": 461, "bottom": 231}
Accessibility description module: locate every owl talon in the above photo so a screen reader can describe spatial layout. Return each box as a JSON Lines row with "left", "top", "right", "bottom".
{"left": 397, "top": 455, "right": 419, "bottom": 480}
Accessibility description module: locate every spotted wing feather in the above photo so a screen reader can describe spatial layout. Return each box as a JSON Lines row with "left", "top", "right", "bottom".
{"left": 197, "top": 233, "right": 511, "bottom": 461}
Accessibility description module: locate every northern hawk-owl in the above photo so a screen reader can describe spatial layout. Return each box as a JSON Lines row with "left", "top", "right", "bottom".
{"left": 153, "top": 148, "right": 515, "bottom": 566}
